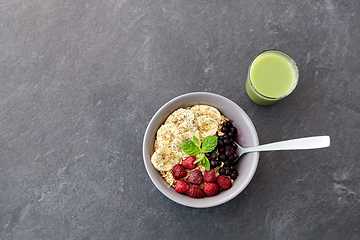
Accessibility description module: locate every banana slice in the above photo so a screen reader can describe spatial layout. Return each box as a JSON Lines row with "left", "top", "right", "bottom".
{"left": 190, "top": 105, "right": 221, "bottom": 124}
{"left": 171, "top": 132, "right": 197, "bottom": 158}
{"left": 177, "top": 122, "right": 200, "bottom": 139}
{"left": 156, "top": 123, "right": 178, "bottom": 149}
{"left": 151, "top": 148, "right": 181, "bottom": 171}
{"left": 193, "top": 115, "right": 219, "bottom": 140}
{"left": 164, "top": 108, "right": 194, "bottom": 127}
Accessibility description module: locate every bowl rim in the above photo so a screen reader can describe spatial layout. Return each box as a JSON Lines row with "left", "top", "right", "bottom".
{"left": 142, "top": 92, "right": 259, "bottom": 208}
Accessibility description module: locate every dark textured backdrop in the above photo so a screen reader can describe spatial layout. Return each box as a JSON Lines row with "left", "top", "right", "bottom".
{"left": 1, "top": 0, "right": 359, "bottom": 239}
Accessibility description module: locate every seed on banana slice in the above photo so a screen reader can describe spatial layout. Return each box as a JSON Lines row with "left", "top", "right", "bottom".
{"left": 190, "top": 105, "right": 221, "bottom": 124}
{"left": 177, "top": 122, "right": 200, "bottom": 139}
{"left": 171, "top": 132, "right": 197, "bottom": 158}
{"left": 151, "top": 148, "right": 181, "bottom": 171}
{"left": 193, "top": 115, "right": 219, "bottom": 140}
{"left": 165, "top": 108, "right": 194, "bottom": 127}
{"left": 156, "top": 123, "right": 178, "bottom": 149}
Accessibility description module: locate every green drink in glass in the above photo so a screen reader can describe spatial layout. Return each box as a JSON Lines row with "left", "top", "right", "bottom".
{"left": 246, "top": 50, "right": 298, "bottom": 106}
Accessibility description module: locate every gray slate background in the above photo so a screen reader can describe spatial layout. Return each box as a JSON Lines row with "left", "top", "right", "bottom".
{"left": 1, "top": 0, "right": 359, "bottom": 239}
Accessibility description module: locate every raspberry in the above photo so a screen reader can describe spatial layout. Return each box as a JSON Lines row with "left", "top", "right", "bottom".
{"left": 175, "top": 179, "right": 190, "bottom": 194}
{"left": 188, "top": 185, "right": 204, "bottom": 198}
{"left": 186, "top": 169, "right": 203, "bottom": 185}
{"left": 204, "top": 169, "right": 216, "bottom": 183}
{"left": 172, "top": 164, "right": 187, "bottom": 180}
{"left": 217, "top": 175, "right": 232, "bottom": 190}
{"left": 182, "top": 156, "right": 197, "bottom": 169}
{"left": 203, "top": 183, "right": 220, "bottom": 196}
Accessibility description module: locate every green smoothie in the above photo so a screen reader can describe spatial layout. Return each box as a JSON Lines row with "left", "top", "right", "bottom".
{"left": 246, "top": 50, "right": 298, "bottom": 106}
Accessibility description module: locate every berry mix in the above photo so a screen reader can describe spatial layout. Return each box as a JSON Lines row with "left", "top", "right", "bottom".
{"left": 172, "top": 121, "right": 238, "bottom": 198}
{"left": 151, "top": 105, "right": 240, "bottom": 198}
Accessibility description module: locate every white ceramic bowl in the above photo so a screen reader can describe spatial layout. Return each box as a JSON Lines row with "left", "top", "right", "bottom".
{"left": 143, "top": 92, "right": 259, "bottom": 208}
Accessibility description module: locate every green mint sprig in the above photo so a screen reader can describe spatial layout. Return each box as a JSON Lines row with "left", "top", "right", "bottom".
{"left": 180, "top": 135, "right": 218, "bottom": 171}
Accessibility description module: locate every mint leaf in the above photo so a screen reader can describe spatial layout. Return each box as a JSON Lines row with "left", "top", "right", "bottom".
{"left": 194, "top": 153, "right": 204, "bottom": 164}
{"left": 200, "top": 154, "right": 206, "bottom": 164}
{"left": 196, "top": 154, "right": 210, "bottom": 171}
{"left": 180, "top": 135, "right": 217, "bottom": 171}
{"left": 180, "top": 141, "right": 201, "bottom": 156}
{"left": 201, "top": 135, "right": 218, "bottom": 153}
{"left": 193, "top": 135, "right": 201, "bottom": 148}
{"left": 202, "top": 156, "right": 210, "bottom": 171}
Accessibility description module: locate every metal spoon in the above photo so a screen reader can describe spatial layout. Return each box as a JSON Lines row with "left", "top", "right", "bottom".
{"left": 233, "top": 136, "right": 330, "bottom": 162}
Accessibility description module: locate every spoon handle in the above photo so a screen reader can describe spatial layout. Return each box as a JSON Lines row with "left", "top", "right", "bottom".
{"left": 243, "top": 136, "right": 330, "bottom": 154}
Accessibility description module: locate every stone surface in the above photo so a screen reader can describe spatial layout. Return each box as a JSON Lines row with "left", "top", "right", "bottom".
{"left": 0, "top": 0, "right": 359, "bottom": 239}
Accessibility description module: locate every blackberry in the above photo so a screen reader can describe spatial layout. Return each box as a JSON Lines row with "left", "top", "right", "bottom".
{"left": 211, "top": 152, "right": 217, "bottom": 160}
{"left": 225, "top": 168, "right": 232, "bottom": 176}
{"left": 224, "top": 139, "right": 231, "bottom": 146}
{"left": 230, "top": 170, "right": 238, "bottom": 180}
{"left": 219, "top": 154, "right": 226, "bottom": 161}
{"left": 225, "top": 121, "right": 233, "bottom": 128}
{"left": 217, "top": 139, "right": 224, "bottom": 147}
{"left": 223, "top": 160, "right": 230, "bottom": 167}
{"left": 230, "top": 127, "right": 237, "bottom": 134}
{"left": 225, "top": 149, "right": 232, "bottom": 157}
{"left": 221, "top": 126, "right": 229, "bottom": 133}
{"left": 218, "top": 167, "right": 226, "bottom": 175}
{"left": 210, "top": 160, "right": 217, "bottom": 168}
{"left": 228, "top": 132, "right": 235, "bottom": 139}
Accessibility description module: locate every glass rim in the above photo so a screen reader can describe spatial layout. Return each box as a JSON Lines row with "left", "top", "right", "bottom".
{"left": 247, "top": 49, "right": 299, "bottom": 100}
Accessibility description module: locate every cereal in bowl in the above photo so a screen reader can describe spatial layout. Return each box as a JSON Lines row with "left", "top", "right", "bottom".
{"left": 150, "top": 105, "right": 239, "bottom": 198}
